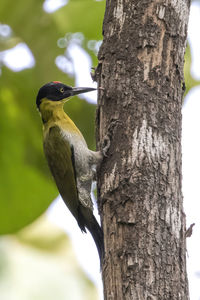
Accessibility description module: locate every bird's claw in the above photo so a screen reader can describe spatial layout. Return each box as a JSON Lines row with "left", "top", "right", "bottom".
{"left": 102, "top": 135, "right": 111, "bottom": 157}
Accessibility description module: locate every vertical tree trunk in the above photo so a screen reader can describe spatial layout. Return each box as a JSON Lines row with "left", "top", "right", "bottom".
{"left": 96, "top": 0, "right": 191, "bottom": 299}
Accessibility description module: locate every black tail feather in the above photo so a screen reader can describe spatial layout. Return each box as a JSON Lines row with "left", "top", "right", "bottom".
{"left": 77, "top": 207, "right": 104, "bottom": 265}
{"left": 86, "top": 215, "right": 104, "bottom": 265}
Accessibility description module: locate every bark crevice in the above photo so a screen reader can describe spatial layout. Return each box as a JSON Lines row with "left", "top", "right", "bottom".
{"left": 97, "top": 1, "right": 191, "bottom": 299}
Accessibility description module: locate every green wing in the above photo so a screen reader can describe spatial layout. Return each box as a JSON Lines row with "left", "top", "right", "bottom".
{"left": 43, "top": 125, "right": 79, "bottom": 220}
{"left": 43, "top": 126, "right": 104, "bottom": 259}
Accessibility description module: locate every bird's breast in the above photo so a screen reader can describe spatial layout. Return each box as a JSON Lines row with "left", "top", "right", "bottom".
{"left": 59, "top": 128, "right": 92, "bottom": 173}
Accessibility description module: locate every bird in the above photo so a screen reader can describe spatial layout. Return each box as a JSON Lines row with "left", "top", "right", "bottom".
{"left": 36, "top": 81, "right": 104, "bottom": 263}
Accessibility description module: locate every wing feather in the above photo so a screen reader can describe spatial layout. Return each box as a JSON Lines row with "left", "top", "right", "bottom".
{"left": 43, "top": 125, "right": 104, "bottom": 260}
{"left": 43, "top": 125, "right": 79, "bottom": 220}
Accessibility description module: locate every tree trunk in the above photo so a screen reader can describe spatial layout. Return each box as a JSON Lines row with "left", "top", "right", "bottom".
{"left": 96, "top": 0, "right": 191, "bottom": 299}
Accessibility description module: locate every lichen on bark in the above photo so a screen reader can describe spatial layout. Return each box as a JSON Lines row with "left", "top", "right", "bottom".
{"left": 96, "top": 1, "right": 191, "bottom": 299}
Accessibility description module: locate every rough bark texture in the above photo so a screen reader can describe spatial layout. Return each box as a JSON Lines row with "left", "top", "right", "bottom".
{"left": 96, "top": 0, "right": 191, "bottom": 299}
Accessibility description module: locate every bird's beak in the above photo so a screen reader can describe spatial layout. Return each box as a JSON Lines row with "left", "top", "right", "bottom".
{"left": 70, "top": 87, "right": 96, "bottom": 96}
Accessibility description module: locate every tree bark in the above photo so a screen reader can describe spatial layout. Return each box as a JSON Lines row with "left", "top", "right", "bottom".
{"left": 96, "top": 0, "right": 191, "bottom": 299}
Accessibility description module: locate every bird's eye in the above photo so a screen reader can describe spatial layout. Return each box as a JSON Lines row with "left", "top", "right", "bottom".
{"left": 60, "top": 87, "right": 64, "bottom": 93}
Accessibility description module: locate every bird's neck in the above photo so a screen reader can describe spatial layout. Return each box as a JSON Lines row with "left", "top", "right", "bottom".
{"left": 39, "top": 99, "right": 83, "bottom": 138}
{"left": 39, "top": 99, "right": 66, "bottom": 123}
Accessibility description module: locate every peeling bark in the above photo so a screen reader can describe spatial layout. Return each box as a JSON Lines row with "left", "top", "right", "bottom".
{"left": 96, "top": 0, "right": 191, "bottom": 299}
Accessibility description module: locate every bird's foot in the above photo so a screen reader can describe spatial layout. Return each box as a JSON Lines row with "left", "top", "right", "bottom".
{"left": 102, "top": 135, "right": 111, "bottom": 157}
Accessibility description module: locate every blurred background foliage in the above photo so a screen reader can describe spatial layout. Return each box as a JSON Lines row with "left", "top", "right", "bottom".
{"left": 0, "top": 0, "right": 105, "bottom": 298}
{"left": 0, "top": 0, "right": 199, "bottom": 299}
{"left": 184, "top": 43, "right": 200, "bottom": 94}
{"left": 0, "top": 216, "right": 99, "bottom": 300}
{"left": 0, "top": 0, "right": 105, "bottom": 233}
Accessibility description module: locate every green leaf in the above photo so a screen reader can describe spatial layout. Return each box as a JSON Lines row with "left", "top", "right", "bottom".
{"left": 0, "top": 83, "right": 57, "bottom": 233}
{"left": 0, "top": 0, "right": 105, "bottom": 233}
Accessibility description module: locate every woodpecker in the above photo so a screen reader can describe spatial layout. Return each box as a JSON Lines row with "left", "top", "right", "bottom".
{"left": 36, "top": 81, "right": 104, "bottom": 262}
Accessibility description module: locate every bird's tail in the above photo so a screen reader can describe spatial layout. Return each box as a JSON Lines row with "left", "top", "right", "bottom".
{"left": 77, "top": 207, "right": 104, "bottom": 265}
{"left": 86, "top": 215, "right": 104, "bottom": 265}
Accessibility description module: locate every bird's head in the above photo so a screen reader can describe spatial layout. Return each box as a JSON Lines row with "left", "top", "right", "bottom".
{"left": 36, "top": 81, "right": 96, "bottom": 110}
